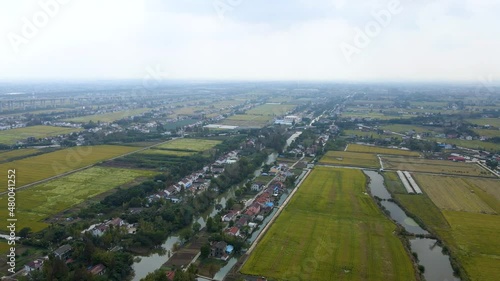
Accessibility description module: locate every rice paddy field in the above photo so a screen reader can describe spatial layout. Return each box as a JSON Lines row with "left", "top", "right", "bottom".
{"left": 0, "top": 148, "right": 43, "bottom": 162}
{"left": 0, "top": 167, "right": 156, "bottom": 232}
{"left": 138, "top": 148, "right": 196, "bottom": 157}
{"left": 245, "top": 104, "right": 296, "bottom": 116}
{"left": 319, "top": 151, "right": 380, "bottom": 168}
{"left": 154, "top": 138, "right": 221, "bottom": 152}
{"left": 472, "top": 128, "right": 500, "bottom": 138}
{"left": 220, "top": 115, "right": 273, "bottom": 128}
{"left": 466, "top": 118, "right": 500, "bottom": 127}
{"left": 0, "top": 125, "right": 81, "bottom": 144}
{"left": 414, "top": 174, "right": 497, "bottom": 214}
{"left": 379, "top": 124, "right": 437, "bottom": 134}
{"left": 347, "top": 144, "right": 421, "bottom": 156}
{"left": 0, "top": 145, "right": 141, "bottom": 187}
{"left": 64, "top": 108, "right": 150, "bottom": 123}
{"left": 381, "top": 156, "right": 491, "bottom": 177}
{"left": 385, "top": 172, "right": 500, "bottom": 281}
{"left": 432, "top": 138, "right": 500, "bottom": 152}
{"left": 242, "top": 167, "right": 416, "bottom": 281}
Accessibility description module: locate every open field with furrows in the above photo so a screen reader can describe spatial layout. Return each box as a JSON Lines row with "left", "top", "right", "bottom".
{"left": 138, "top": 148, "right": 196, "bottom": 157}
{"left": 466, "top": 118, "right": 500, "bottom": 127}
{"left": 64, "top": 108, "right": 150, "bottom": 122}
{"left": 0, "top": 145, "right": 141, "bottom": 187}
{"left": 320, "top": 151, "right": 380, "bottom": 168}
{"left": 0, "top": 148, "right": 44, "bottom": 162}
{"left": 347, "top": 144, "right": 420, "bottom": 156}
{"left": 155, "top": 138, "right": 221, "bottom": 152}
{"left": 0, "top": 167, "right": 155, "bottom": 232}
{"left": 245, "top": 104, "right": 296, "bottom": 116}
{"left": 384, "top": 172, "right": 500, "bottom": 281}
{"left": 414, "top": 174, "right": 497, "bottom": 214}
{"left": 0, "top": 125, "right": 81, "bottom": 144}
{"left": 241, "top": 167, "right": 416, "bottom": 281}
{"left": 381, "top": 156, "right": 492, "bottom": 177}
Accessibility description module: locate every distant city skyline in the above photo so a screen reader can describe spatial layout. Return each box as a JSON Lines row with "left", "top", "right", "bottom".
{"left": 1, "top": 0, "right": 499, "bottom": 82}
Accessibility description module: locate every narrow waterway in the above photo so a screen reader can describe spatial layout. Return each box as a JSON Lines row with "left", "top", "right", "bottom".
{"left": 363, "top": 171, "right": 459, "bottom": 281}
{"left": 133, "top": 133, "right": 301, "bottom": 280}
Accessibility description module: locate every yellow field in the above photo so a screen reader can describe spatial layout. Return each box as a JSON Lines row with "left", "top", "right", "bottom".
{"left": 0, "top": 149, "right": 41, "bottom": 162}
{"left": 465, "top": 178, "right": 500, "bottom": 201}
{"left": 0, "top": 125, "right": 81, "bottom": 144}
{"left": 381, "top": 156, "right": 491, "bottom": 177}
{"left": 347, "top": 144, "right": 420, "bottom": 156}
{"left": 415, "top": 174, "right": 497, "bottom": 214}
{"left": 390, "top": 171, "right": 500, "bottom": 281}
{"left": 0, "top": 145, "right": 141, "bottom": 187}
{"left": 242, "top": 167, "right": 416, "bottom": 281}
{"left": 320, "top": 151, "right": 380, "bottom": 168}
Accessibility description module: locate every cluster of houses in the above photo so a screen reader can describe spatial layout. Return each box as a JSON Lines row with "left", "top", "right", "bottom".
{"left": 23, "top": 244, "right": 107, "bottom": 277}
{"left": 221, "top": 180, "right": 287, "bottom": 239}
{"left": 81, "top": 218, "right": 136, "bottom": 237}
{"left": 147, "top": 151, "right": 240, "bottom": 204}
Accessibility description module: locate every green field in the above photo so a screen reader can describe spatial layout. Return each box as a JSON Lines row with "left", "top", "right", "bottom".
{"left": 245, "top": 104, "right": 296, "bottom": 116}
{"left": 0, "top": 126, "right": 81, "bottom": 144}
{"left": 139, "top": 148, "right": 195, "bottom": 157}
{"left": 65, "top": 108, "right": 150, "bottom": 123}
{"left": 433, "top": 138, "right": 500, "bottom": 152}
{"left": 320, "top": 151, "right": 380, "bottom": 168}
{"left": 385, "top": 171, "right": 500, "bottom": 281}
{"left": 220, "top": 114, "right": 273, "bottom": 128}
{"left": 380, "top": 124, "right": 436, "bottom": 134}
{"left": 466, "top": 118, "right": 500, "bottom": 127}
{"left": 0, "top": 145, "right": 141, "bottom": 187}
{"left": 473, "top": 129, "right": 500, "bottom": 138}
{"left": 347, "top": 144, "right": 420, "bottom": 156}
{"left": 242, "top": 167, "right": 416, "bottom": 281}
{"left": 155, "top": 138, "right": 221, "bottom": 152}
{"left": 0, "top": 149, "right": 43, "bottom": 162}
{"left": 0, "top": 167, "right": 155, "bottom": 232}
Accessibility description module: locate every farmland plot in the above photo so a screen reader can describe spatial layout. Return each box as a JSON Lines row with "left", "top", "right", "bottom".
{"left": 242, "top": 167, "right": 416, "bottom": 281}
{"left": 320, "top": 151, "right": 380, "bottom": 168}
{"left": 414, "top": 174, "right": 496, "bottom": 214}
{"left": 0, "top": 167, "right": 155, "bottom": 232}
{"left": 0, "top": 145, "right": 141, "bottom": 187}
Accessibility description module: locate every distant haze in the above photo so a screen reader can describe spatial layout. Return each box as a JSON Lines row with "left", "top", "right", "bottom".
{"left": 1, "top": 0, "right": 499, "bottom": 82}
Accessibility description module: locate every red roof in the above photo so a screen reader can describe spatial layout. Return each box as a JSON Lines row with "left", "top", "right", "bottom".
{"left": 166, "top": 271, "right": 176, "bottom": 281}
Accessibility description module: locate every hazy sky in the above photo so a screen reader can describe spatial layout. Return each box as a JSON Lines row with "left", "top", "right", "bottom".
{"left": 1, "top": 0, "right": 499, "bottom": 82}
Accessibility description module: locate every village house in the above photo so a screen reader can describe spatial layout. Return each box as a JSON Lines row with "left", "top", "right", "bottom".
{"left": 54, "top": 244, "right": 73, "bottom": 260}
{"left": 210, "top": 241, "right": 227, "bottom": 259}
{"left": 226, "top": 226, "right": 240, "bottom": 237}
{"left": 89, "top": 264, "right": 107, "bottom": 276}
{"left": 251, "top": 182, "right": 265, "bottom": 192}
{"left": 24, "top": 259, "right": 44, "bottom": 273}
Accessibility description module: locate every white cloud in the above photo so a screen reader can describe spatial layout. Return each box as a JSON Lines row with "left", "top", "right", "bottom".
{"left": 0, "top": 0, "right": 499, "bottom": 82}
